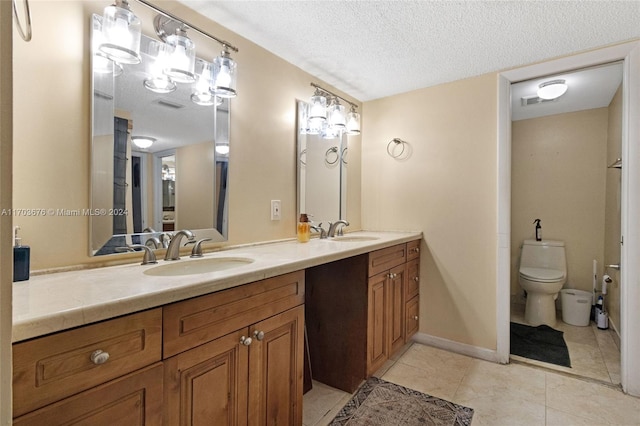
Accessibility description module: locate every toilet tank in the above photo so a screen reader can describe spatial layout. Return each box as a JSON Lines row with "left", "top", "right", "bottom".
{"left": 520, "top": 240, "right": 566, "bottom": 270}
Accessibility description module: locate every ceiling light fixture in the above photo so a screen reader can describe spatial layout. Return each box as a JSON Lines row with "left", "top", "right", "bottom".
{"left": 537, "top": 79, "right": 568, "bottom": 100}
{"left": 307, "top": 83, "right": 360, "bottom": 137}
{"left": 131, "top": 136, "right": 156, "bottom": 149}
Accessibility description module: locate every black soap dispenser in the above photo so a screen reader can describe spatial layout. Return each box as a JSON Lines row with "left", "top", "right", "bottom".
{"left": 13, "top": 226, "right": 30, "bottom": 282}
{"left": 533, "top": 219, "right": 542, "bottom": 242}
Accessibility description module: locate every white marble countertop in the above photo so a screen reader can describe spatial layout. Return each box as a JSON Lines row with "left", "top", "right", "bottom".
{"left": 13, "top": 231, "right": 421, "bottom": 343}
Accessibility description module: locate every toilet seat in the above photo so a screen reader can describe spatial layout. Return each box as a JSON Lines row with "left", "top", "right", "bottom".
{"left": 519, "top": 267, "right": 565, "bottom": 282}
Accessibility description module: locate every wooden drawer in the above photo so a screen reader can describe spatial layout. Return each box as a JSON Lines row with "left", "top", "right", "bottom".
{"left": 163, "top": 270, "right": 305, "bottom": 358}
{"left": 13, "top": 308, "right": 162, "bottom": 417}
{"left": 405, "top": 296, "right": 420, "bottom": 341}
{"left": 368, "top": 244, "right": 407, "bottom": 277}
{"left": 14, "top": 363, "right": 163, "bottom": 426}
{"left": 405, "top": 258, "right": 420, "bottom": 301}
{"left": 407, "top": 239, "right": 421, "bottom": 261}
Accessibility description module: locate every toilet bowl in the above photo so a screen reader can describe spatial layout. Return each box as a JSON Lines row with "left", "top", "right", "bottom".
{"left": 518, "top": 240, "right": 567, "bottom": 327}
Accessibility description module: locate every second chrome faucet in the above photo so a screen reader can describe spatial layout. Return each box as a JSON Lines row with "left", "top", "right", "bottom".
{"left": 164, "top": 230, "right": 195, "bottom": 261}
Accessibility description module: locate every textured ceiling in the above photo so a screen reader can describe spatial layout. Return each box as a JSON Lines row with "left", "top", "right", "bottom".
{"left": 177, "top": 0, "right": 640, "bottom": 102}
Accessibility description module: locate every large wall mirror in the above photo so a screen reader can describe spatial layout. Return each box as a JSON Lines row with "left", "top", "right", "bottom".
{"left": 91, "top": 14, "right": 229, "bottom": 255}
{"left": 296, "top": 100, "right": 347, "bottom": 227}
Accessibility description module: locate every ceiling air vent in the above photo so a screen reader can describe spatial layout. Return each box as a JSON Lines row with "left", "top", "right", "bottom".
{"left": 154, "top": 99, "right": 185, "bottom": 109}
{"left": 521, "top": 95, "right": 557, "bottom": 107}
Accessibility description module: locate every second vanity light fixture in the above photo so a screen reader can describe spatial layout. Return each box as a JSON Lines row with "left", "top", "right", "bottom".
{"left": 305, "top": 83, "right": 361, "bottom": 138}
{"left": 97, "top": 0, "right": 239, "bottom": 105}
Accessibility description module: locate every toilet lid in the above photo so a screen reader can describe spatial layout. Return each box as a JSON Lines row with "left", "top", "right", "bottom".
{"left": 519, "top": 267, "right": 565, "bottom": 282}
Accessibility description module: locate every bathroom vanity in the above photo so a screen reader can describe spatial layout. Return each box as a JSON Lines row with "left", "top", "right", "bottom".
{"left": 11, "top": 231, "right": 421, "bottom": 424}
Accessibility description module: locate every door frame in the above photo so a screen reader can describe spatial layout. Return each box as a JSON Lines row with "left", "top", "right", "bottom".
{"left": 496, "top": 40, "right": 640, "bottom": 396}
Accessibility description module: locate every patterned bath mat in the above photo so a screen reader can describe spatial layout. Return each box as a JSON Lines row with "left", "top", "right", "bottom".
{"left": 329, "top": 377, "right": 474, "bottom": 426}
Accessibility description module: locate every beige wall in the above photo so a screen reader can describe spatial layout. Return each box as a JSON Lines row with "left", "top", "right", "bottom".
{"left": 12, "top": 1, "right": 361, "bottom": 270}
{"left": 605, "top": 85, "right": 623, "bottom": 332}
{"left": 362, "top": 74, "right": 498, "bottom": 350}
{"left": 511, "top": 109, "right": 609, "bottom": 297}
{"left": 175, "top": 141, "right": 214, "bottom": 230}
{"left": 1, "top": 0, "right": 13, "bottom": 419}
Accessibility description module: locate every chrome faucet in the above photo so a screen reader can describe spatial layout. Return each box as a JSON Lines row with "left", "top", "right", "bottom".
{"left": 328, "top": 220, "right": 350, "bottom": 237}
{"left": 116, "top": 244, "right": 157, "bottom": 265}
{"left": 311, "top": 223, "right": 328, "bottom": 239}
{"left": 158, "top": 232, "right": 173, "bottom": 249}
{"left": 145, "top": 236, "right": 162, "bottom": 249}
{"left": 164, "top": 230, "right": 195, "bottom": 261}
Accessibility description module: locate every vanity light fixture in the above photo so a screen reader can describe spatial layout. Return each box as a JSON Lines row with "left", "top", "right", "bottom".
{"left": 215, "top": 143, "right": 230, "bottom": 155}
{"left": 346, "top": 105, "right": 361, "bottom": 135}
{"left": 537, "top": 79, "right": 568, "bottom": 100}
{"left": 143, "top": 40, "right": 177, "bottom": 94}
{"left": 308, "top": 83, "right": 360, "bottom": 136}
{"left": 131, "top": 136, "right": 155, "bottom": 149}
{"left": 98, "top": 0, "right": 142, "bottom": 65}
{"left": 164, "top": 26, "right": 196, "bottom": 83}
{"left": 97, "top": 0, "right": 240, "bottom": 98}
{"left": 211, "top": 46, "right": 238, "bottom": 98}
{"left": 191, "top": 59, "right": 222, "bottom": 106}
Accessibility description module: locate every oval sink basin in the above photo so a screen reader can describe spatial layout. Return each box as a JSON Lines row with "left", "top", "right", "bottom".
{"left": 144, "top": 257, "right": 254, "bottom": 277}
{"left": 328, "top": 236, "right": 380, "bottom": 242}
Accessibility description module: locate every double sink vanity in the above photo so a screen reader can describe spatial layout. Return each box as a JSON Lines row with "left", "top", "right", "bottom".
{"left": 12, "top": 231, "right": 421, "bottom": 424}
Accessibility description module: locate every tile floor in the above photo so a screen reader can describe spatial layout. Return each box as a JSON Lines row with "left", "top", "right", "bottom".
{"left": 303, "top": 343, "right": 640, "bottom": 426}
{"left": 511, "top": 303, "right": 621, "bottom": 384}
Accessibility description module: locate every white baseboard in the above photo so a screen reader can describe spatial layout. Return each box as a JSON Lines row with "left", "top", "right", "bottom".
{"left": 411, "top": 332, "right": 505, "bottom": 364}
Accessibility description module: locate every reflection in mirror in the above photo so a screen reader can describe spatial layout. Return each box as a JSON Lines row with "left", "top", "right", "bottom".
{"left": 296, "top": 101, "right": 347, "bottom": 227}
{"left": 91, "top": 15, "right": 229, "bottom": 255}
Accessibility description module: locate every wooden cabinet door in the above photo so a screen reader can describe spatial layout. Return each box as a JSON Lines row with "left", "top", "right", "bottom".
{"left": 388, "top": 264, "right": 406, "bottom": 355}
{"left": 164, "top": 329, "right": 250, "bottom": 426}
{"left": 248, "top": 306, "right": 304, "bottom": 426}
{"left": 13, "top": 363, "right": 163, "bottom": 426}
{"left": 367, "top": 272, "right": 388, "bottom": 375}
{"left": 405, "top": 296, "right": 420, "bottom": 340}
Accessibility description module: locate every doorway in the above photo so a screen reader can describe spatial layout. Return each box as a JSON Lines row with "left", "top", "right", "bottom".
{"left": 496, "top": 41, "right": 640, "bottom": 396}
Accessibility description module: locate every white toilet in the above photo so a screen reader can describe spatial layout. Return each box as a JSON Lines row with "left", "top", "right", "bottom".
{"left": 519, "top": 240, "right": 567, "bottom": 327}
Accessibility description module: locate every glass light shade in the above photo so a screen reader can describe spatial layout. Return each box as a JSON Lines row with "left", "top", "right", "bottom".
{"left": 144, "top": 41, "right": 176, "bottom": 94}
{"left": 131, "top": 136, "right": 155, "bottom": 149}
{"left": 216, "top": 143, "right": 230, "bottom": 155}
{"left": 321, "top": 121, "right": 339, "bottom": 139}
{"left": 346, "top": 109, "right": 361, "bottom": 135}
{"left": 328, "top": 99, "right": 346, "bottom": 129}
{"left": 307, "top": 118, "right": 323, "bottom": 135}
{"left": 211, "top": 50, "right": 237, "bottom": 98}
{"left": 298, "top": 102, "right": 309, "bottom": 134}
{"left": 191, "top": 60, "right": 221, "bottom": 106}
{"left": 309, "top": 92, "right": 327, "bottom": 120}
{"left": 537, "top": 79, "right": 568, "bottom": 100}
{"left": 93, "top": 53, "right": 123, "bottom": 76}
{"left": 164, "top": 29, "right": 196, "bottom": 83}
{"left": 99, "top": 1, "right": 141, "bottom": 64}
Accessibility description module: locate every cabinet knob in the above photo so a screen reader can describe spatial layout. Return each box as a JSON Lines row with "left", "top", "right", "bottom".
{"left": 413, "top": 276, "right": 419, "bottom": 282}
{"left": 90, "top": 349, "right": 110, "bottom": 365}
{"left": 388, "top": 273, "right": 397, "bottom": 279}
{"left": 240, "top": 336, "right": 253, "bottom": 346}
{"left": 253, "top": 330, "right": 265, "bottom": 341}
{"left": 414, "top": 247, "right": 420, "bottom": 253}
{"left": 413, "top": 315, "right": 419, "bottom": 321}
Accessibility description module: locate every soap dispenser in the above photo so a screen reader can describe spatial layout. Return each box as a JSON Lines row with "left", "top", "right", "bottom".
{"left": 297, "top": 214, "right": 310, "bottom": 243}
{"left": 13, "top": 226, "right": 30, "bottom": 282}
{"left": 533, "top": 219, "right": 542, "bottom": 242}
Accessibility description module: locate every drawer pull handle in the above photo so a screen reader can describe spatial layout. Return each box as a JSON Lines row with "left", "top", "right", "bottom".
{"left": 253, "top": 330, "right": 265, "bottom": 341}
{"left": 90, "top": 349, "right": 110, "bottom": 365}
{"left": 240, "top": 336, "right": 253, "bottom": 346}
{"left": 413, "top": 315, "right": 419, "bottom": 321}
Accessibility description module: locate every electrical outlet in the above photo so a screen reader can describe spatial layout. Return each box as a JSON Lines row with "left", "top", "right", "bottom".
{"left": 271, "top": 200, "right": 281, "bottom": 220}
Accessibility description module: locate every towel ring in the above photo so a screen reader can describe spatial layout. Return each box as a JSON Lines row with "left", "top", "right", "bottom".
{"left": 341, "top": 147, "right": 348, "bottom": 165}
{"left": 299, "top": 148, "right": 307, "bottom": 166}
{"left": 325, "top": 147, "right": 339, "bottom": 165}
{"left": 387, "top": 138, "right": 406, "bottom": 158}
{"left": 12, "top": 0, "right": 32, "bottom": 42}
